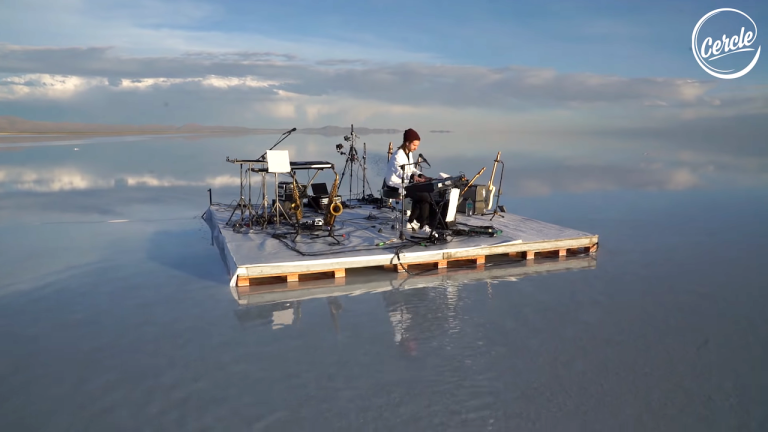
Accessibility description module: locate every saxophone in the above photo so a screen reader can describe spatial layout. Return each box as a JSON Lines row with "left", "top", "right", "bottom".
{"left": 324, "top": 168, "right": 343, "bottom": 227}
{"left": 289, "top": 174, "right": 302, "bottom": 223}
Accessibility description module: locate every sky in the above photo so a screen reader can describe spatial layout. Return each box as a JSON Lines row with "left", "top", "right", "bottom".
{"left": 0, "top": 0, "right": 766, "bottom": 134}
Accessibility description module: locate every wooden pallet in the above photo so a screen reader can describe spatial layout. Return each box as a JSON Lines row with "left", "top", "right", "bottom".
{"left": 384, "top": 243, "right": 598, "bottom": 273}
{"left": 511, "top": 243, "right": 598, "bottom": 260}
{"left": 384, "top": 255, "right": 486, "bottom": 272}
{"left": 236, "top": 243, "right": 599, "bottom": 286}
{"left": 237, "top": 268, "right": 345, "bottom": 287}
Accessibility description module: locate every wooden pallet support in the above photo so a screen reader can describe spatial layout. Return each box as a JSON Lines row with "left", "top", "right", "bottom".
{"left": 391, "top": 255, "right": 486, "bottom": 273}
{"left": 237, "top": 268, "right": 345, "bottom": 287}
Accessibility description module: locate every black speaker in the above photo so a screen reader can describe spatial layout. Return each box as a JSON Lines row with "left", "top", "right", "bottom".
{"left": 457, "top": 184, "right": 488, "bottom": 214}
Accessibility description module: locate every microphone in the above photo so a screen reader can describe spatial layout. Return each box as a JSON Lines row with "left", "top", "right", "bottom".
{"left": 418, "top": 153, "right": 431, "bottom": 168}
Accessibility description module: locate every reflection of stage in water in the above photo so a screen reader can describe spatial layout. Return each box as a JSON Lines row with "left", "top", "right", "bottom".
{"left": 232, "top": 255, "right": 596, "bottom": 339}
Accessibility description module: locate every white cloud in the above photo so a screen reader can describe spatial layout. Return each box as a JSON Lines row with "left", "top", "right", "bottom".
{"left": 0, "top": 74, "right": 108, "bottom": 100}
{"left": 0, "top": 166, "right": 240, "bottom": 192}
{"left": 0, "top": 44, "right": 721, "bottom": 108}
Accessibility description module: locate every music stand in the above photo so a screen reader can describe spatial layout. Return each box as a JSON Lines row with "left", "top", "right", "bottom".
{"left": 267, "top": 150, "right": 292, "bottom": 227}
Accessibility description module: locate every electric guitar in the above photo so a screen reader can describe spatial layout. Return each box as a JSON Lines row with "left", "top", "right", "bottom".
{"left": 486, "top": 152, "right": 501, "bottom": 210}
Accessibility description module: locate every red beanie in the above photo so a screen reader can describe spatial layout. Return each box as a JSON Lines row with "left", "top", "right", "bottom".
{"left": 403, "top": 128, "right": 420, "bottom": 142}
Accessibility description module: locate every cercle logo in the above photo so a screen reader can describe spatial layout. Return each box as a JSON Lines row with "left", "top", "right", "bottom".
{"left": 692, "top": 8, "right": 761, "bottom": 79}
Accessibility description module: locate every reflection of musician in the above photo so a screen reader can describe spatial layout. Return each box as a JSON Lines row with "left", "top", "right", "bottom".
{"left": 385, "top": 128, "right": 433, "bottom": 232}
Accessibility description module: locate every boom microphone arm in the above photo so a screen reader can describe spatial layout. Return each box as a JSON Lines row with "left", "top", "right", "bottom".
{"left": 256, "top": 127, "right": 297, "bottom": 162}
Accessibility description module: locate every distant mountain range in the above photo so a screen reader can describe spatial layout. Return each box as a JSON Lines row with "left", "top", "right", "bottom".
{"left": 0, "top": 116, "right": 404, "bottom": 137}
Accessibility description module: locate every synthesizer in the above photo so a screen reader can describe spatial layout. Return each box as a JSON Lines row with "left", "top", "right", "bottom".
{"left": 249, "top": 161, "right": 334, "bottom": 173}
{"left": 404, "top": 174, "right": 468, "bottom": 194}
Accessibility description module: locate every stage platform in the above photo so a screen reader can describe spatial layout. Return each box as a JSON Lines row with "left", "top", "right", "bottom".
{"left": 203, "top": 201, "right": 599, "bottom": 287}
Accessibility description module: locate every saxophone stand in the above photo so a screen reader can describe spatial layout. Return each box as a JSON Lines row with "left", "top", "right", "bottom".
{"left": 326, "top": 224, "right": 342, "bottom": 245}
{"left": 312, "top": 216, "right": 343, "bottom": 245}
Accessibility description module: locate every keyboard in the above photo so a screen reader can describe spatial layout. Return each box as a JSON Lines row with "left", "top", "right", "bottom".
{"left": 248, "top": 161, "right": 334, "bottom": 173}
{"left": 405, "top": 174, "right": 468, "bottom": 194}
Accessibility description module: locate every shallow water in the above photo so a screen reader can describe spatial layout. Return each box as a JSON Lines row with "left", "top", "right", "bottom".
{"left": 0, "top": 133, "right": 767, "bottom": 431}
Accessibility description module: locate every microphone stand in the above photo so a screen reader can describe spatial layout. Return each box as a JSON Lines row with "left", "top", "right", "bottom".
{"left": 362, "top": 142, "right": 367, "bottom": 199}
{"left": 255, "top": 127, "right": 295, "bottom": 228}
{"left": 256, "top": 128, "right": 296, "bottom": 162}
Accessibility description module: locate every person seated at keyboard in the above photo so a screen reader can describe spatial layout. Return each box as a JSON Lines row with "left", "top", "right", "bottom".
{"left": 384, "top": 128, "right": 433, "bottom": 233}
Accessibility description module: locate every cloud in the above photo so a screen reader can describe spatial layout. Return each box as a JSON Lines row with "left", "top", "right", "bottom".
{"left": 0, "top": 43, "right": 720, "bottom": 108}
{"left": 0, "top": 166, "right": 241, "bottom": 192}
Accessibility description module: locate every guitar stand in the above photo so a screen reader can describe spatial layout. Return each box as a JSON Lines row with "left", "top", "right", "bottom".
{"left": 489, "top": 158, "right": 506, "bottom": 221}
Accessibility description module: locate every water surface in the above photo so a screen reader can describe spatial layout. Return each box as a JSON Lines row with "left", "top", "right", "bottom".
{"left": 0, "top": 133, "right": 766, "bottom": 431}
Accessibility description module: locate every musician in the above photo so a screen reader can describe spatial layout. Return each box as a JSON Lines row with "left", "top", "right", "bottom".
{"left": 385, "top": 128, "right": 433, "bottom": 232}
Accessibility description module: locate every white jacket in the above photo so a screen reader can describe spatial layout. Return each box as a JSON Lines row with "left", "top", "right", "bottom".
{"left": 385, "top": 148, "right": 422, "bottom": 188}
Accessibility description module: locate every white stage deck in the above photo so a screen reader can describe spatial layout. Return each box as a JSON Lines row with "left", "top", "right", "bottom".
{"left": 203, "top": 201, "right": 599, "bottom": 287}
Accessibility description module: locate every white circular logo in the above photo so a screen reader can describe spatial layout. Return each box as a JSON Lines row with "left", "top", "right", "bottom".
{"left": 692, "top": 8, "right": 761, "bottom": 79}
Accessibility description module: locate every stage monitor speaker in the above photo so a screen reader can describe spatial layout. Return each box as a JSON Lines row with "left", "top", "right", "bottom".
{"left": 458, "top": 184, "right": 488, "bottom": 215}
